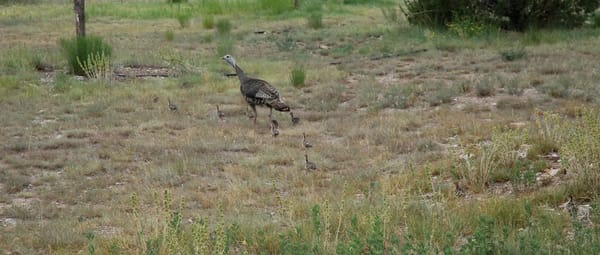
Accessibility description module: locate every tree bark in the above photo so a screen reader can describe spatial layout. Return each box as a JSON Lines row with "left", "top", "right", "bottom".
{"left": 74, "top": 0, "right": 85, "bottom": 37}
{"left": 294, "top": 0, "right": 299, "bottom": 9}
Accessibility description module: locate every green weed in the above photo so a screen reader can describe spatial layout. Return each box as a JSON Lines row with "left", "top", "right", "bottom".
{"left": 59, "top": 36, "right": 112, "bottom": 77}
{"left": 216, "top": 36, "right": 235, "bottom": 57}
{"left": 216, "top": 18, "right": 231, "bottom": 35}
{"left": 290, "top": 66, "right": 306, "bottom": 88}
{"left": 202, "top": 15, "right": 214, "bottom": 29}
{"left": 176, "top": 12, "right": 191, "bottom": 28}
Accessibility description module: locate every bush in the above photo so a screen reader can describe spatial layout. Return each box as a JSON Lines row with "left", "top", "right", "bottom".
{"left": 59, "top": 36, "right": 112, "bottom": 77}
{"left": 401, "top": 0, "right": 600, "bottom": 31}
{"left": 400, "top": 0, "right": 479, "bottom": 29}
{"left": 593, "top": 12, "right": 600, "bottom": 28}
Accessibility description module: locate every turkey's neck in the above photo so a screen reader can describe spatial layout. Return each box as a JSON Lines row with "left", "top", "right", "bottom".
{"left": 234, "top": 65, "right": 248, "bottom": 83}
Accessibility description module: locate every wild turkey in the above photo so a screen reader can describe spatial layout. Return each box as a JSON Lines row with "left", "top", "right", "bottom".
{"left": 302, "top": 132, "right": 313, "bottom": 149}
{"left": 222, "top": 55, "right": 290, "bottom": 128}
{"left": 271, "top": 119, "right": 279, "bottom": 135}
{"left": 305, "top": 154, "right": 317, "bottom": 170}
{"left": 168, "top": 98, "right": 178, "bottom": 112}
{"left": 216, "top": 105, "right": 225, "bottom": 120}
{"left": 566, "top": 195, "right": 577, "bottom": 217}
{"left": 290, "top": 112, "right": 300, "bottom": 125}
{"left": 454, "top": 181, "right": 465, "bottom": 198}
{"left": 270, "top": 119, "right": 280, "bottom": 137}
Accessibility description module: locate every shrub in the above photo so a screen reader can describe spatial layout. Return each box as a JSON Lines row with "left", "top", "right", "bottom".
{"left": 307, "top": 12, "right": 323, "bottom": 29}
{"left": 401, "top": 0, "right": 600, "bottom": 31}
{"left": 216, "top": 18, "right": 231, "bottom": 35}
{"left": 447, "top": 16, "right": 493, "bottom": 38}
{"left": 290, "top": 66, "right": 306, "bottom": 88}
{"left": 59, "top": 36, "right": 112, "bottom": 77}
{"left": 592, "top": 12, "right": 600, "bottom": 28}
{"left": 400, "top": 0, "right": 479, "bottom": 29}
{"left": 492, "top": 0, "right": 599, "bottom": 31}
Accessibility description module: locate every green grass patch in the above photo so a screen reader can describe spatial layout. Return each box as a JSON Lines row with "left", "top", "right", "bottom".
{"left": 59, "top": 36, "right": 112, "bottom": 77}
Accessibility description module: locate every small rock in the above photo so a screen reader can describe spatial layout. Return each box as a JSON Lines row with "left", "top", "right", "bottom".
{"left": 549, "top": 168, "right": 561, "bottom": 176}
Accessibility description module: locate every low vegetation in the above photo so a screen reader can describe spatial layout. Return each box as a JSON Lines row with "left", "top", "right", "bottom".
{"left": 1, "top": 0, "right": 600, "bottom": 254}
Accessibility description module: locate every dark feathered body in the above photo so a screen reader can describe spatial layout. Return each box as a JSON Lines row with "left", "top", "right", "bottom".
{"left": 234, "top": 65, "right": 290, "bottom": 112}
{"left": 223, "top": 55, "right": 289, "bottom": 127}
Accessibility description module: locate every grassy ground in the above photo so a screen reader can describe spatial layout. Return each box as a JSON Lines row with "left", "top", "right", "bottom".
{"left": 1, "top": 0, "right": 600, "bottom": 254}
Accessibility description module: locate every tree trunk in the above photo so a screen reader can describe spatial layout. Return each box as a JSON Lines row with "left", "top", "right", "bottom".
{"left": 294, "top": 0, "right": 299, "bottom": 9}
{"left": 74, "top": 0, "right": 85, "bottom": 37}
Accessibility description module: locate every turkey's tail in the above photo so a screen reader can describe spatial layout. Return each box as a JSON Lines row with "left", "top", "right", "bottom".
{"left": 271, "top": 101, "right": 290, "bottom": 112}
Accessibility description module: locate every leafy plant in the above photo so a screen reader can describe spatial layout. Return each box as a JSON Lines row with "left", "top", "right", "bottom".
{"left": 59, "top": 36, "right": 112, "bottom": 77}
